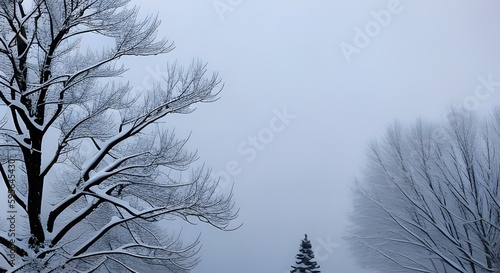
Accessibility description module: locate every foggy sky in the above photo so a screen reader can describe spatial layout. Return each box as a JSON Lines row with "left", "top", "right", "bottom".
{"left": 81, "top": 1, "right": 500, "bottom": 272}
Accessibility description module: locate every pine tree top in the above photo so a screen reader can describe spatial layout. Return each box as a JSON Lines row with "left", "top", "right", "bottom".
{"left": 290, "top": 234, "right": 321, "bottom": 273}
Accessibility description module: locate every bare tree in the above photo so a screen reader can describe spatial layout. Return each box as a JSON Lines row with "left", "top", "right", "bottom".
{"left": 0, "top": 1, "right": 237, "bottom": 272}
{"left": 349, "top": 108, "right": 500, "bottom": 273}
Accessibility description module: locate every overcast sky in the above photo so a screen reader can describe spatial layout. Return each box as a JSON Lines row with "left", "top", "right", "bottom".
{"left": 120, "top": 1, "right": 500, "bottom": 272}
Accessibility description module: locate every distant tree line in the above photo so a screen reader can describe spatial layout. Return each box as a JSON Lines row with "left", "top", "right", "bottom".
{"left": 350, "top": 108, "right": 500, "bottom": 273}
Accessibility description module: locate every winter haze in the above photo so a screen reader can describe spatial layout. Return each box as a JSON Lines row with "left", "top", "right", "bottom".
{"left": 3, "top": 0, "right": 500, "bottom": 272}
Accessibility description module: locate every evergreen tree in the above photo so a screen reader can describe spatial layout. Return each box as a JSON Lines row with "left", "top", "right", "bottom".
{"left": 291, "top": 234, "right": 321, "bottom": 273}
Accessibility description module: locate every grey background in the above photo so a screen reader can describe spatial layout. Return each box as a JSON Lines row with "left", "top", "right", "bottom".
{"left": 123, "top": 1, "right": 500, "bottom": 272}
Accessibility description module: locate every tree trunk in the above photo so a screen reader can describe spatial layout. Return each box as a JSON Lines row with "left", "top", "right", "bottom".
{"left": 25, "top": 131, "right": 45, "bottom": 252}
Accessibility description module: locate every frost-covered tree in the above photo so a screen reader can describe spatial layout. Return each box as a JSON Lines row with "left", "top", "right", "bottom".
{"left": 349, "top": 108, "right": 500, "bottom": 273}
{"left": 290, "top": 234, "right": 321, "bottom": 273}
{"left": 0, "top": 1, "right": 237, "bottom": 272}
